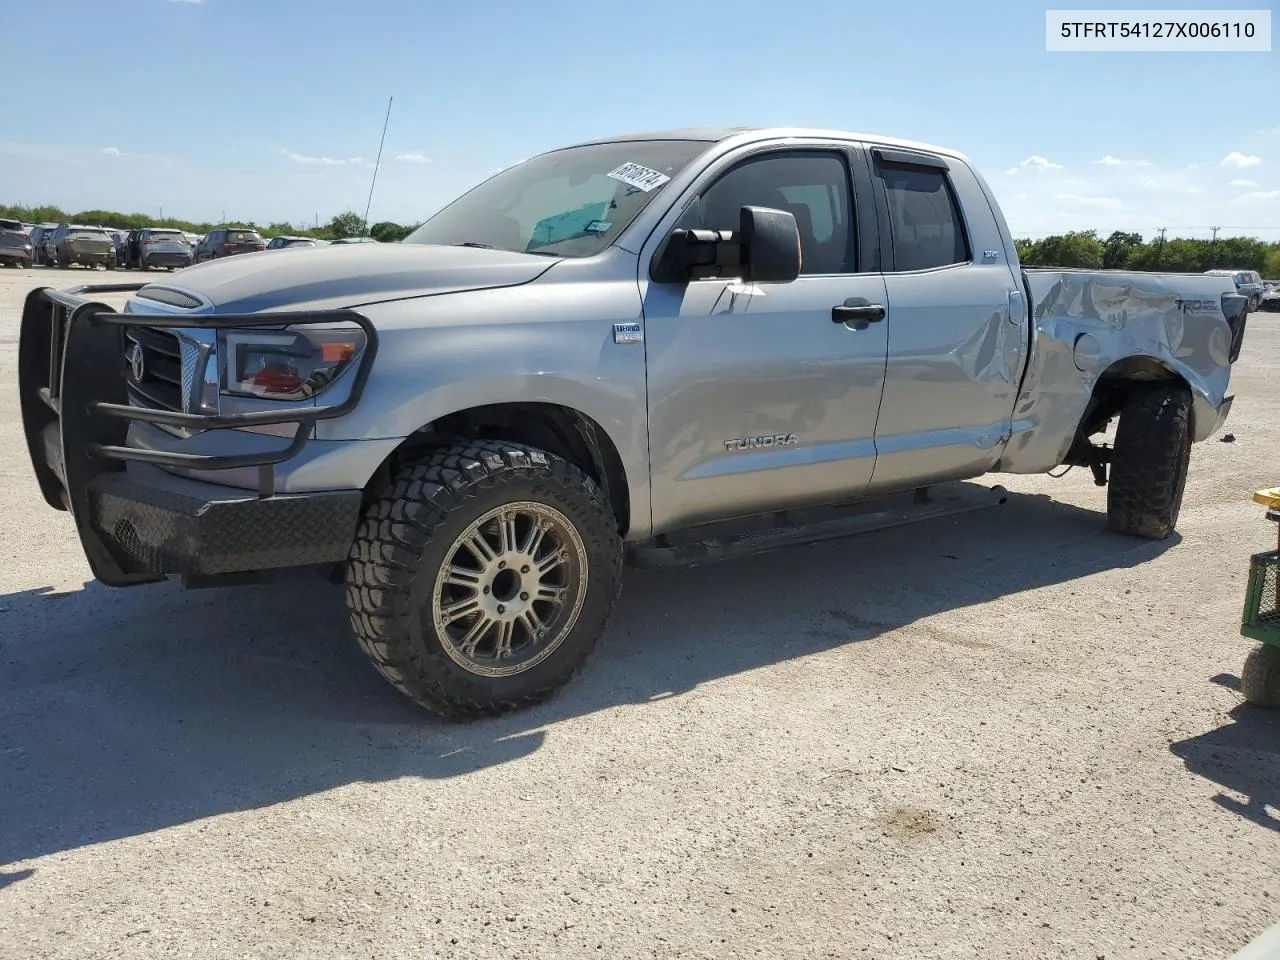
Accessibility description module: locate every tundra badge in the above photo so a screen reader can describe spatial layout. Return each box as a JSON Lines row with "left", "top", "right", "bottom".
{"left": 724, "top": 433, "right": 799, "bottom": 452}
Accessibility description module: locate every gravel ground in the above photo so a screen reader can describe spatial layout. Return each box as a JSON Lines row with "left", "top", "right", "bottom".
{"left": 0, "top": 265, "right": 1276, "bottom": 960}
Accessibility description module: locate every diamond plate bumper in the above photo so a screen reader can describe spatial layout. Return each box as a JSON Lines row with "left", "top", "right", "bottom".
{"left": 88, "top": 464, "right": 362, "bottom": 578}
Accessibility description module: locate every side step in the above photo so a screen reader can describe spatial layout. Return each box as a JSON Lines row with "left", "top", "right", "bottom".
{"left": 626, "top": 482, "right": 1009, "bottom": 569}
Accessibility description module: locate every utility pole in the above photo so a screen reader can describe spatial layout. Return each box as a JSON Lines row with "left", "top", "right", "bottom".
{"left": 1211, "top": 225, "right": 1220, "bottom": 242}
{"left": 1155, "top": 226, "right": 1167, "bottom": 266}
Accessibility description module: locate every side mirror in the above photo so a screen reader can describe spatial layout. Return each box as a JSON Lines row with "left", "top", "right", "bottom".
{"left": 738, "top": 205, "right": 801, "bottom": 284}
{"left": 651, "top": 205, "right": 801, "bottom": 284}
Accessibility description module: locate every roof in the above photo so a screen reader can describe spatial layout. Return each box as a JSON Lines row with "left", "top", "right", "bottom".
{"left": 559, "top": 125, "right": 970, "bottom": 162}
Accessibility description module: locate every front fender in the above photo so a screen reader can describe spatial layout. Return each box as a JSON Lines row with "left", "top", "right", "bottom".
{"left": 316, "top": 264, "right": 652, "bottom": 535}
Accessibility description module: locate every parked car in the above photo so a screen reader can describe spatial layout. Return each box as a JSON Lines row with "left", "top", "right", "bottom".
{"left": 49, "top": 223, "right": 116, "bottom": 269}
{"left": 194, "top": 228, "right": 266, "bottom": 263}
{"left": 1206, "top": 269, "right": 1266, "bottom": 312}
{"left": 19, "top": 125, "right": 1248, "bottom": 719}
{"left": 28, "top": 224, "right": 57, "bottom": 265}
{"left": 1260, "top": 284, "right": 1280, "bottom": 312}
{"left": 124, "top": 227, "right": 195, "bottom": 271}
{"left": 0, "top": 228, "right": 33, "bottom": 268}
{"left": 265, "top": 235, "right": 321, "bottom": 250}
{"left": 0, "top": 217, "right": 25, "bottom": 234}
{"left": 329, "top": 236, "right": 378, "bottom": 244}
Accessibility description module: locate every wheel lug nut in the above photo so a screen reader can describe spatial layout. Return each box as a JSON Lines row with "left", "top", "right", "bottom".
{"left": 496, "top": 604, "right": 506, "bottom": 614}
{"left": 498, "top": 561, "right": 506, "bottom": 569}
{"left": 520, "top": 565, "right": 530, "bottom": 573}
{"left": 520, "top": 592, "right": 529, "bottom": 601}
{"left": 483, "top": 586, "right": 490, "bottom": 595}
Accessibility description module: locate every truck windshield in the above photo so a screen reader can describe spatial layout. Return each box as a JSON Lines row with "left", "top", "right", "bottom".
{"left": 403, "top": 139, "right": 709, "bottom": 258}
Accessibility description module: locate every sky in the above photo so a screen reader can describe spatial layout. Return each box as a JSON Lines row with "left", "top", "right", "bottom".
{"left": 2, "top": 0, "right": 1277, "bottom": 240}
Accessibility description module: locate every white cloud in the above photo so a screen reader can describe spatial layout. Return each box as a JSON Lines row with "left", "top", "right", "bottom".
{"left": 1228, "top": 179, "right": 1260, "bottom": 187}
{"left": 1051, "top": 194, "right": 1124, "bottom": 210}
{"left": 1222, "top": 152, "right": 1262, "bottom": 169}
{"left": 278, "top": 150, "right": 369, "bottom": 167}
{"left": 101, "top": 147, "right": 120, "bottom": 156}
{"left": 1007, "top": 155, "right": 1063, "bottom": 175}
{"left": 287, "top": 152, "right": 343, "bottom": 166}
{"left": 1187, "top": 187, "right": 1203, "bottom": 194}
{"left": 1237, "top": 190, "right": 1280, "bottom": 202}
{"left": 395, "top": 153, "right": 431, "bottom": 164}
{"left": 1142, "top": 180, "right": 1158, "bottom": 189}
{"left": 1094, "top": 155, "right": 1152, "bottom": 167}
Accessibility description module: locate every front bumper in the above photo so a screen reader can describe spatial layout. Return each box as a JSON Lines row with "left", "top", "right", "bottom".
{"left": 18, "top": 282, "right": 378, "bottom": 586}
{"left": 90, "top": 463, "right": 362, "bottom": 577}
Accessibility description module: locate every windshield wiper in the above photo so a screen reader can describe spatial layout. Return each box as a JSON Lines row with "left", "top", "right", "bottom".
{"left": 451, "top": 241, "right": 498, "bottom": 249}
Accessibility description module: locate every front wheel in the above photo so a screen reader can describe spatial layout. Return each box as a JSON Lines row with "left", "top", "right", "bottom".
{"left": 346, "top": 441, "right": 623, "bottom": 718}
{"left": 1106, "top": 383, "right": 1193, "bottom": 539}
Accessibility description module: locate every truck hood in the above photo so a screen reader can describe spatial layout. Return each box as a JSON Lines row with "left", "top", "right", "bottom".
{"left": 155, "top": 243, "right": 560, "bottom": 313}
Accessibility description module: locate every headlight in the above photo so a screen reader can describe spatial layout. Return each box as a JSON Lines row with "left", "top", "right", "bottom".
{"left": 218, "top": 326, "right": 366, "bottom": 401}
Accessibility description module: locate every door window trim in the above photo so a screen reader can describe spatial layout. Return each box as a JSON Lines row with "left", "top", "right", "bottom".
{"left": 646, "top": 144, "right": 871, "bottom": 281}
{"left": 870, "top": 149, "right": 974, "bottom": 274}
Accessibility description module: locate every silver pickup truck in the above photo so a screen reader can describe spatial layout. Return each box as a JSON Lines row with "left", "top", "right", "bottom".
{"left": 19, "top": 126, "right": 1249, "bottom": 718}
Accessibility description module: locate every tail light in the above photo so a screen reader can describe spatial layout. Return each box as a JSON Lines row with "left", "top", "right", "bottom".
{"left": 222, "top": 243, "right": 232, "bottom": 250}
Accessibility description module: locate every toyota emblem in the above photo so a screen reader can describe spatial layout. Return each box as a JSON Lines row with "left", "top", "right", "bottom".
{"left": 128, "top": 342, "right": 145, "bottom": 382}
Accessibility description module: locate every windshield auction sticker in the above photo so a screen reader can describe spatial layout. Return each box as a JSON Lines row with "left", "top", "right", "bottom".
{"left": 607, "top": 162, "right": 672, "bottom": 192}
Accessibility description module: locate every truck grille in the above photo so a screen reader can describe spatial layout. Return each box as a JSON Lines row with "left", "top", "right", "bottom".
{"left": 124, "top": 328, "right": 186, "bottom": 412}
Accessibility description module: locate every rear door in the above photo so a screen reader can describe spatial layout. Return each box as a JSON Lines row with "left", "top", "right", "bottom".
{"left": 640, "top": 142, "right": 890, "bottom": 533}
{"left": 863, "top": 147, "right": 1027, "bottom": 494}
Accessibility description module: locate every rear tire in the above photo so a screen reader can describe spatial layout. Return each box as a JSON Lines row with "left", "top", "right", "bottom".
{"left": 346, "top": 440, "right": 623, "bottom": 718}
{"left": 1106, "top": 383, "right": 1193, "bottom": 540}
{"left": 1241, "top": 644, "right": 1280, "bottom": 708}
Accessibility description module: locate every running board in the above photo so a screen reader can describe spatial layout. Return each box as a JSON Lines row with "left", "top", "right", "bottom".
{"left": 626, "top": 482, "right": 1009, "bottom": 569}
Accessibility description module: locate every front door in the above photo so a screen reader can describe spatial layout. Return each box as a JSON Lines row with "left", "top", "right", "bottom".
{"left": 640, "top": 147, "right": 890, "bottom": 534}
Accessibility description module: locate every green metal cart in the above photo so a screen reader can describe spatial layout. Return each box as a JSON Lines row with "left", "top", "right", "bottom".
{"left": 1240, "top": 486, "right": 1280, "bottom": 707}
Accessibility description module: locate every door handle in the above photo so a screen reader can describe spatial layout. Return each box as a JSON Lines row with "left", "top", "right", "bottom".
{"left": 832, "top": 298, "right": 886, "bottom": 327}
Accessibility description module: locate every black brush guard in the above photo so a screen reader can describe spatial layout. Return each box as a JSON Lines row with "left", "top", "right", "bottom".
{"left": 18, "top": 283, "right": 379, "bottom": 587}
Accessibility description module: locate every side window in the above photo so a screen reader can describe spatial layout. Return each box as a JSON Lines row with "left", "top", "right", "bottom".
{"left": 878, "top": 163, "right": 969, "bottom": 271}
{"left": 676, "top": 152, "right": 855, "bottom": 275}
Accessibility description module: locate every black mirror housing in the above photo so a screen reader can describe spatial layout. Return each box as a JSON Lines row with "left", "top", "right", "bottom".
{"left": 738, "top": 205, "right": 801, "bottom": 284}
{"left": 651, "top": 205, "right": 801, "bottom": 285}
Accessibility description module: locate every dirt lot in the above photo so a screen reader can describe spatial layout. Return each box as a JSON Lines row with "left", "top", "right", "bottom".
{"left": 0, "top": 265, "right": 1276, "bottom": 960}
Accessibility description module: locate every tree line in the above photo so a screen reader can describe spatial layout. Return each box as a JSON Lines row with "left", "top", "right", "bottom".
{"left": 5, "top": 201, "right": 1278, "bottom": 274}
{"left": 0, "top": 203, "right": 419, "bottom": 244}
{"left": 1016, "top": 230, "right": 1280, "bottom": 276}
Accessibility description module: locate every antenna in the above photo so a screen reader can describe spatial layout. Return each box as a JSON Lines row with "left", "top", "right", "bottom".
{"left": 363, "top": 96, "right": 393, "bottom": 235}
